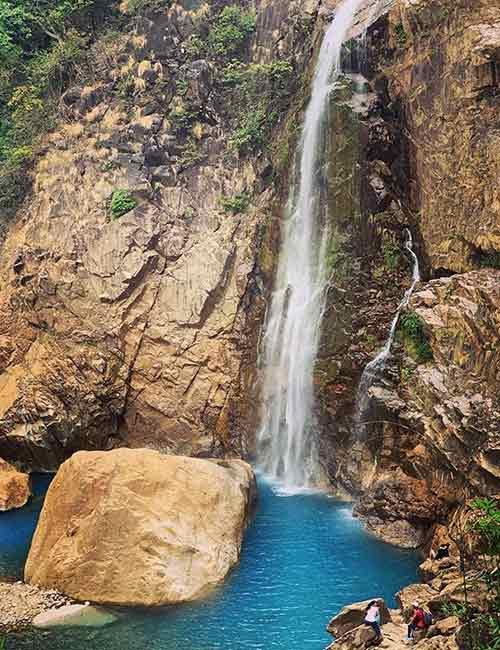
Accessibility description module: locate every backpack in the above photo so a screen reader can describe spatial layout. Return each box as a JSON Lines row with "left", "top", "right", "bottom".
{"left": 424, "top": 611, "right": 433, "bottom": 626}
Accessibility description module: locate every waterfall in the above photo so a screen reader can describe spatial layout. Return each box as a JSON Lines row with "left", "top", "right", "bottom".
{"left": 257, "top": 0, "right": 366, "bottom": 491}
{"left": 354, "top": 228, "right": 421, "bottom": 436}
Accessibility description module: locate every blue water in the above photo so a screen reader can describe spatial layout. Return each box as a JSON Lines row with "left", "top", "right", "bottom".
{"left": 0, "top": 474, "right": 53, "bottom": 579}
{"left": 2, "top": 477, "right": 419, "bottom": 650}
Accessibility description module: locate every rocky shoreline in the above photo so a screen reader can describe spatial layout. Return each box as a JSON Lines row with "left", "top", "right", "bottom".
{"left": 0, "top": 581, "right": 75, "bottom": 632}
{"left": 326, "top": 554, "right": 464, "bottom": 649}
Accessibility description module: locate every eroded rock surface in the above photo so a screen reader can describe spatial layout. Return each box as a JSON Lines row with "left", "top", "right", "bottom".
{"left": 0, "top": 0, "right": 324, "bottom": 471}
{"left": 25, "top": 449, "right": 256, "bottom": 606}
{"left": 0, "top": 457, "right": 30, "bottom": 511}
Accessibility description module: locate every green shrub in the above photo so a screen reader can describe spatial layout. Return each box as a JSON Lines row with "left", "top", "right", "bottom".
{"left": 110, "top": 189, "right": 137, "bottom": 219}
{"left": 394, "top": 22, "right": 407, "bottom": 47}
{"left": 208, "top": 5, "right": 256, "bottom": 59}
{"left": 230, "top": 109, "right": 268, "bottom": 153}
{"left": 478, "top": 251, "right": 500, "bottom": 269}
{"left": 0, "top": 1, "right": 121, "bottom": 219}
{"left": 399, "top": 311, "right": 433, "bottom": 363}
{"left": 184, "top": 33, "right": 205, "bottom": 59}
{"left": 220, "top": 192, "right": 250, "bottom": 214}
{"left": 382, "top": 240, "right": 400, "bottom": 271}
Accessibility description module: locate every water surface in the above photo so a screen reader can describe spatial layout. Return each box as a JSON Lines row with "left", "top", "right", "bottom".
{"left": 2, "top": 478, "right": 418, "bottom": 650}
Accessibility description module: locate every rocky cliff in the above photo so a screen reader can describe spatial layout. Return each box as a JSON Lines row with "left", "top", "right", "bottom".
{"left": 0, "top": 0, "right": 323, "bottom": 471}
{"left": 315, "top": 0, "right": 500, "bottom": 547}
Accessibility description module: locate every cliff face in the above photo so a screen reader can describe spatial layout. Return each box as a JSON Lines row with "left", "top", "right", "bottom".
{"left": 317, "top": 0, "right": 500, "bottom": 546}
{"left": 0, "top": 0, "right": 321, "bottom": 470}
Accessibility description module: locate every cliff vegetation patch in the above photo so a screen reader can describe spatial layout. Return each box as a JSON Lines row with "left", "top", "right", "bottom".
{"left": 109, "top": 189, "right": 137, "bottom": 219}
{"left": 0, "top": 0, "right": 123, "bottom": 222}
{"left": 398, "top": 311, "right": 433, "bottom": 363}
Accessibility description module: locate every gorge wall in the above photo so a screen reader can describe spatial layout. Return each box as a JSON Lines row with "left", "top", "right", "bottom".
{"left": 0, "top": 0, "right": 498, "bottom": 551}
{"left": 315, "top": 0, "right": 500, "bottom": 546}
{"left": 0, "top": 0, "right": 321, "bottom": 470}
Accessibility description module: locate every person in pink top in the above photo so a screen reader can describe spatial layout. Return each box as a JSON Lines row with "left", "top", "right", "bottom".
{"left": 363, "top": 600, "right": 382, "bottom": 639}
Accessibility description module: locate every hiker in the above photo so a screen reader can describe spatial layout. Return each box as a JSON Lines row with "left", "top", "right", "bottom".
{"left": 364, "top": 600, "right": 382, "bottom": 639}
{"left": 406, "top": 601, "right": 430, "bottom": 642}
{"left": 432, "top": 543, "right": 450, "bottom": 561}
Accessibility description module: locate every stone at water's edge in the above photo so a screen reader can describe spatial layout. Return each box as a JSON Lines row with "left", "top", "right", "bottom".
{"left": 327, "top": 598, "right": 391, "bottom": 637}
{"left": 25, "top": 449, "right": 256, "bottom": 606}
{"left": 33, "top": 604, "right": 117, "bottom": 628}
{"left": 0, "top": 458, "right": 31, "bottom": 511}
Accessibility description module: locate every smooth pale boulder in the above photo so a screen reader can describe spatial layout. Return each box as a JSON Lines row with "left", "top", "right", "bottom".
{"left": 33, "top": 604, "right": 117, "bottom": 628}
{"left": 0, "top": 457, "right": 31, "bottom": 511}
{"left": 25, "top": 449, "right": 256, "bottom": 606}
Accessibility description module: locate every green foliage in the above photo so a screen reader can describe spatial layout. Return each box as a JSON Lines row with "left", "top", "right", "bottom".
{"left": 221, "top": 60, "right": 293, "bottom": 88}
{"left": 382, "top": 240, "right": 400, "bottom": 270}
{"left": 208, "top": 5, "right": 256, "bottom": 59}
{"left": 179, "top": 138, "right": 204, "bottom": 168}
{"left": 230, "top": 108, "right": 267, "bottom": 154}
{"left": 110, "top": 189, "right": 137, "bottom": 219}
{"left": 220, "top": 59, "right": 293, "bottom": 156}
{"left": 184, "top": 33, "right": 205, "bottom": 59}
{"left": 399, "top": 311, "right": 433, "bottom": 362}
{"left": 478, "top": 251, "right": 500, "bottom": 270}
{"left": 123, "top": 0, "right": 169, "bottom": 15}
{"left": 394, "top": 22, "right": 407, "bottom": 47}
{"left": 169, "top": 104, "right": 198, "bottom": 133}
{"left": 448, "top": 499, "right": 500, "bottom": 650}
{"left": 0, "top": 0, "right": 119, "bottom": 217}
{"left": 220, "top": 192, "right": 250, "bottom": 214}
{"left": 471, "top": 499, "right": 500, "bottom": 558}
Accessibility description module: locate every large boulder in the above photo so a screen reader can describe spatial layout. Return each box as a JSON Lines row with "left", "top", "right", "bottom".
{"left": 327, "top": 599, "right": 391, "bottom": 637}
{"left": 0, "top": 458, "right": 30, "bottom": 511}
{"left": 25, "top": 449, "right": 256, "bottom": 606}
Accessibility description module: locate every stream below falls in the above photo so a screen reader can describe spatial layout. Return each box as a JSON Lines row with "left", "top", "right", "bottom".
{"left": 2, "top": 477, "right": 418, "bottom": 650}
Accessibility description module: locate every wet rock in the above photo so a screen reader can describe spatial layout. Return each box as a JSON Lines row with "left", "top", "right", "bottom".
{"left": 25, "top": 450, "right": 256, "bottom": 606}
{"left": 33, "top": 603, "right": 117, "bottom": 628}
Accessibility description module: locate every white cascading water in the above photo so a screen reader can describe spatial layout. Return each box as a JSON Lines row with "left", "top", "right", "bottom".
{"left": 257, "top": 0, "right": 366, "bottom": 491}
{"left": 354, "top": 228, "right": 421, "bottom": 436}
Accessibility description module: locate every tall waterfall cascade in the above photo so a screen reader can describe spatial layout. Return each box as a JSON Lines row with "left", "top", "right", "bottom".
{"left": 354, "top": 228, "right": 421, "bottom": 436}
{"left": 257, "top": 0, "right": 367, "bottom": 491}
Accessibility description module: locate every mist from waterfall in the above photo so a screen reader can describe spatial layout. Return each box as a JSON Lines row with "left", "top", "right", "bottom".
{"left": 354, "top": 228, "right": 421, "bottom": 436}
{"left": 257, "top": 0, "right": 366, "bottom": 491}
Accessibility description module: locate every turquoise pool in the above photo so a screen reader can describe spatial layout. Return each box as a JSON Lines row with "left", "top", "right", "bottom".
{"left": 2, "top": 476, "right": 419, "bottom": 649}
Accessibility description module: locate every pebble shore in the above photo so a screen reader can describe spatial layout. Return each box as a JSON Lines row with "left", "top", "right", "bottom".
{"left": 0, "top": 581, "right": 74, "bottom": 632}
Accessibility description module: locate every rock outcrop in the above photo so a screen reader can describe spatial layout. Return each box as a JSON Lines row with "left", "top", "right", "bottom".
{"left": 327, "top": 599, "right": 392, "bottom": 638}
{"left": 25, "top": 449, "right": 256, "bottom": 606}
{"left": 313, "top": 0, "right": 500, "bottom": 548}
{"left": 0, "top": 458, "right": 30, "bottom": 511}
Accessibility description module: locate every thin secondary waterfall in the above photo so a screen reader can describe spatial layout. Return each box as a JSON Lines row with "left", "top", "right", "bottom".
{"left": 355, "top": 228, "right": 421, "bottom": 436}
{"left": 257, "top": 0, "right": 366, "bottom": 490}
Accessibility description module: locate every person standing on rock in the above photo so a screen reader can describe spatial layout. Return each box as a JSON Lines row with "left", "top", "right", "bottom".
{"left": 363, "top": 600, "right": 382, "bottom": 639}
{"left": 406, "top": 601, "right": 426, "bottom": 642}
